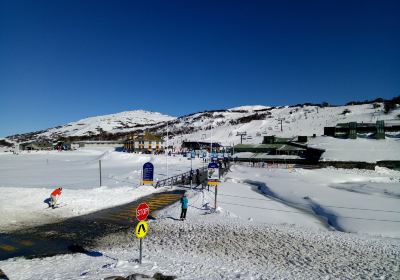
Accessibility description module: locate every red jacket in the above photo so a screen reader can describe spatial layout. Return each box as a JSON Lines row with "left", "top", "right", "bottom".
{"left": 51, "top": 188, "right": 62, "bottom": 196}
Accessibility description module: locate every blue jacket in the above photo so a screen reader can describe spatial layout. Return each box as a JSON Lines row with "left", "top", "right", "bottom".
{"left": 180, "top": 196, "right": 188, "bottom": 209}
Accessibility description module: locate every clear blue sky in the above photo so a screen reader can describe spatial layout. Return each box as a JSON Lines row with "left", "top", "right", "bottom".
{"left": 0, "top": 0, "right": 399, "bottom": 137}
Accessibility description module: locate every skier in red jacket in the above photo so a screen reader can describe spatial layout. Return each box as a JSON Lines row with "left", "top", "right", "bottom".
{"left": 50, "top": 187, "right": 62, "bottom": 209}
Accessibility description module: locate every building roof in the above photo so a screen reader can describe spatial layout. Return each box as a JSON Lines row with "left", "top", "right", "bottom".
{"left": 232, "top": 152, "right": 302, "bottom": 160}
{"left": 234, "top": 143, "right": 306, "bottom": 151}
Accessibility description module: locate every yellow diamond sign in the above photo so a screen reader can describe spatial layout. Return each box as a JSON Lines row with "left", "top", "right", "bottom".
{"left": 135, "top": 221, "right": 148, "bottom": 239}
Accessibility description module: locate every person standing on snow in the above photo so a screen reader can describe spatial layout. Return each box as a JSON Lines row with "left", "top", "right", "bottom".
{"left": 50, "top": 187, "right": 62, "bottom": 209}
{"left": 180, "top": 193, "right": 188, "bottom": 221}
{"left": 195, "top": 169, "right": 200, "bottom": 187}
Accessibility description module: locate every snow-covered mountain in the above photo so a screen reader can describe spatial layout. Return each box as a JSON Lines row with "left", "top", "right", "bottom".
{"left": 228, "top": 105, "right": 271, "bottom": 111}
{"left": 163, "top": 103, "right": 399, "bottom": 147}
{"left": 6, "top": 102, "right": 400, "bottom": 145}
{"left": 7, "top": 110, "right": 176, "bottom": 142}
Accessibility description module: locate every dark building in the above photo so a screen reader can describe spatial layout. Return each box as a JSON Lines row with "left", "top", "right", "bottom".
{"left": 324, "top": 120, "right": 400, "bottom": 139}
{"left": 181, "top": 141, "right": 221, "bottom": 151}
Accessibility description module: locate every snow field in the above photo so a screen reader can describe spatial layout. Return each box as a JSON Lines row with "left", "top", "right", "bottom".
{"left": 1, "top": 188, "right": 398, "bottom": 279}
{"left": 1, "top": 148, "right": 400, "bottom": 279}
{"left": 308, "top": 136, "right": 400, "bottom": 163}
{"left": 0, "top": 149, "right": 203, "bottom": 231}
{"left": 221, "top": 165, "right": 400, "bottom": 238}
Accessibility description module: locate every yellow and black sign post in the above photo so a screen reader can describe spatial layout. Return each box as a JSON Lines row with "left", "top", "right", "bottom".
{"left": 135, "top": 221, "right": 148, "bottom": 239}
{"left": 135, "top": 220, "right": 148, "bottom": 264}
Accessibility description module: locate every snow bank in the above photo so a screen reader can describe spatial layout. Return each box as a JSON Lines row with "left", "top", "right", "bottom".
{"left": 309, "top": 136, "right": 400, "bottom": 163}
{"left": 223, "top": 165, "right": 400, "bottom": 238}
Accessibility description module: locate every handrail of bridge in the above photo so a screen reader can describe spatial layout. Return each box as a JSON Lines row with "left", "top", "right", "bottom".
{"left": 154, "top": 166, "right": 207, "bottom": 188}
{"left": 154, "top": 164, "right": 231, "bottom": 188}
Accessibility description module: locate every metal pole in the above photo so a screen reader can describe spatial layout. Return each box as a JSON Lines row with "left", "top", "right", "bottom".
{"left": 139, "top": 238, "right": 143, "bottom": 264}
{"left": 99, "top": 160, "right": 102, "bottom": 187}
{"left": 166, "top": 121, "right": 169, "bottom": 180}
{"left": 210, "top": 129, "right": 213, "bottom": 160}
{"left": 190, "top": 156, "right": 193, "bottom": 188}
{"left": 214, "top": 185, "right": 218, "bottom": 209}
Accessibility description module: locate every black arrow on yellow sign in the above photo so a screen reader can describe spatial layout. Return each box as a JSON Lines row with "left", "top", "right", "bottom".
{"left": 135, "top": 221, "right": 148, "bottom": 239}
{"left": 138, "top": 223, "right": 146, "bottom": 234}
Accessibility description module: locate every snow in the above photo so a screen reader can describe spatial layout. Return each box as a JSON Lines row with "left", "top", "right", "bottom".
{"left": 2, "top": 219, "right": 398, "bottom": 280}
{"left": 222, "top": 164, "right": 400, "bottom": 238}
{"left": 5, "top": 103, "right": 400, "bottom": 165}
{"left": 228, "top": 105, "right": 271, "bottom": 111}
{"left": 12, "top": 110, "right": 176, "bottom": 139}
{"left": 0, "top": 148, "right": 203, "bottom": 231}
{"left": 8, "top": 104, "right": 400, "bottom": 165}
{"left": 168, "top": 103, "right": 400, "bottom": 152}
{"left": 0, "top": 167, "right": 400, "bottom": 279}
{"left": 1, "top": 78, "right": 400, "bottom": 279}
{"left": 309, "top": 136, "right": 400, "bottom": 163}
{"left": 1, "top": 138, "right": 400, "bottom": 278}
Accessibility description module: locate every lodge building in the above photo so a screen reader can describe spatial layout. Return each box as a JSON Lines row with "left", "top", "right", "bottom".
{"left": 124, "top": 132, "right": 164, "bottom": 153}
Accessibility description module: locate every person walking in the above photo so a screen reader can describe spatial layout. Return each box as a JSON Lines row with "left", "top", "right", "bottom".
{"left": 180, "top": 193, "right": 188, "bottom": 221}
{"left": 195, "top": 169, "right": 200, "bottom": 187}
{"left": 50, "top": 187, "right": 62, "bottom": 209}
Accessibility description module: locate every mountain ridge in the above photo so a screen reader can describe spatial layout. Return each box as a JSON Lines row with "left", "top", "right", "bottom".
{"left": 5, "top": 98, "right": 400, "bottom": 146}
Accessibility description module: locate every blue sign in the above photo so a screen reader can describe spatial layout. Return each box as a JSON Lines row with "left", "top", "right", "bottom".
{"left": 191, "top": 151, "right": 196, "bottom": 158}
{"left": 142, "top": 162, "right": 154, "bottom": 185}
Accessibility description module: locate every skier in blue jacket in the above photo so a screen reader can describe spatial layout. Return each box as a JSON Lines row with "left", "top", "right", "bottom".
{"left": 180, "top": 193, "right": 189, "bottom": 221}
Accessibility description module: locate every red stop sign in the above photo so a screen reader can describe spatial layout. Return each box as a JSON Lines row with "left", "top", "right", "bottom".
{"left": 136, "top": 202, "right": 150, "bottom": 221}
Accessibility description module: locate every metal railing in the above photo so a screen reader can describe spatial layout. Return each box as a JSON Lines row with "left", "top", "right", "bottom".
{"left": 154, "top": 164, "right": 231, "bottom": 188}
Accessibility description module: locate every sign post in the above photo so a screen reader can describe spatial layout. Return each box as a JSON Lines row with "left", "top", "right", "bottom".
{"left": 207, "top": 162, "right": 220, "bottom": 209}
{"left": 190, "top": 151, "right": 195, "bottom": 188}
{"left": 142, "top": 162, "right": 154, "bottom": 186}
{"left": 99, "top": 160, "right": 102, "bottom": 187}
{"left": 135, "top": 202, "right": 150, "bottom": 264}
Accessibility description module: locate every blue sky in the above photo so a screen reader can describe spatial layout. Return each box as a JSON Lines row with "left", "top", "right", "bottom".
{"left": 0, "top": 0, "right": 399, "bottom": 137}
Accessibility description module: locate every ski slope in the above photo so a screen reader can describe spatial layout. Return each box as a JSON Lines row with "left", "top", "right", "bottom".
{"left": 167, "top": 103, "right": 400, "bottom": 147}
